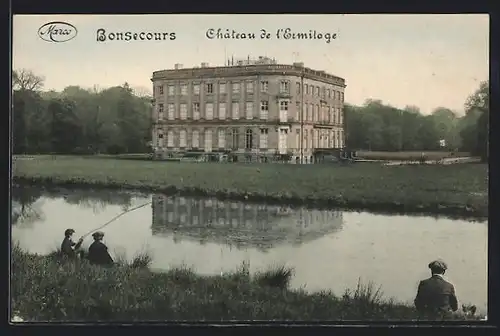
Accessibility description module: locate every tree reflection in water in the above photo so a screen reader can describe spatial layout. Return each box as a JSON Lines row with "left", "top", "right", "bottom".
{"left": 11, "top": 184, "right": 45, "bottom": 228}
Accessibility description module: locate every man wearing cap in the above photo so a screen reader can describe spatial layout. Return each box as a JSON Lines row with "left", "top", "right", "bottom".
{"left": 61, "top": 229, "right": 84, "bottom": 259}
{"left": 87, "top": 231, "right": 114, "bottom": 266}
{"left": 414, "top": 259, "right": 459, "bottom": 319}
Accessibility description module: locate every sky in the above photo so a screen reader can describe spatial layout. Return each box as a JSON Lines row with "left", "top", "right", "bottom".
{"left": 13, "top": 14, "right": 489, "bottom": 114}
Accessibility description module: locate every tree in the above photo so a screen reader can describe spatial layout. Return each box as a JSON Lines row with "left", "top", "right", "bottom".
{"left": 431, "top": 107, "right": 460, "bottom": 150}
{"left": 461, "top": 81, "right": 489, "bottom": 161}
{"left": 12, "top": 69, "right": 45, "bottom": 91}
{"left": 48, "top": 98, "right": 82, "bottom": 153}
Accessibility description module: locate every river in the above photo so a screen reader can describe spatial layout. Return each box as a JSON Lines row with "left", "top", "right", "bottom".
{"left": 11, "top": 185, "right": 488, "bottom": 313}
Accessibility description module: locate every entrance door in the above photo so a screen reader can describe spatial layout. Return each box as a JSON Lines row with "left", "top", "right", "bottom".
{"left": 204, "top": 129, "right": 212, "bottom": 152}
{"left": 278, "top": 128, "right": 288, "bottom": 154}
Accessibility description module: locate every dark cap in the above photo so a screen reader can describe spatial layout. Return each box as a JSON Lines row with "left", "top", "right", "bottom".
{"left": 428, "top": 259, "right": 448, "bottom": 272}
{"left": 64, "top": 229, "right": 75, "bottom": 236}
{"left": 92, "top": 231, "right": 105, "bottom": 238}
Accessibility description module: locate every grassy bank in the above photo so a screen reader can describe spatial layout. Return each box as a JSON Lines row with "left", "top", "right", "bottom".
{"left": 11, "top": 245, "right": 482, "bottom": 321}
{"left": 12, "top": 156, "right": 488, "bottom": 219}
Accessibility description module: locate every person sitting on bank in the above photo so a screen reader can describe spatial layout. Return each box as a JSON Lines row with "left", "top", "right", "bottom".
{"left": 414, "top": 259, "right": 459, "bottom": 319}
{"left": 87, "top": 231, "right": 114, "bottom": 266}
{"left": 61, "top": 229, "right": 84, "bottom": 259}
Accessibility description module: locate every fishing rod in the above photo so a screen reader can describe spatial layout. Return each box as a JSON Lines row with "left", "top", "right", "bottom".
{"left": 80, "top": 201, "right": 152, "bottom": 240}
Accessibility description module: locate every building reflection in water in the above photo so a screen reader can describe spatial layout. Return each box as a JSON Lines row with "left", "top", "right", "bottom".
{"left": 151, "top": 194, "right": 344, "bottom": 251}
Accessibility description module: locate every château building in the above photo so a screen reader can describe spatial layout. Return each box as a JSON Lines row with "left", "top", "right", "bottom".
{"left": 151, "top": 56, "right": 346, "bottom": 163}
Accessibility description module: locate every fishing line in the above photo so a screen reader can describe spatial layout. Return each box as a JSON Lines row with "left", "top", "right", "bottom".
{"left": 80, "top": 201, "right": 152, "bottom": 240}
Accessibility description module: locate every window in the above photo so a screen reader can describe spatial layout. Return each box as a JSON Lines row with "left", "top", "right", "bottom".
{"left": 167, "top": 85, "right": 175, "bottom": 95}
{"left": 280, "top": 101, "right": 289, "bottom": 111}
{"left": 232, "top": 82, "right": 240, "bottom": 94}
{"left": 181, "top": 84, "right": 187, "bottom": 95}
{"left": 260, "top": 81, "right": 268, "bottom": 92}
{"left": 260, "top": 101, "right": 269, "bottom": 119}
{"left": 315, "top": 105, "right": 320, "bottom": 122}
{"left": 334, "top": 91, "right": 338, "bottom": 100}
{"left": 204, "top": 129, "right": 212, "bottom": 152}
{"left": 167, "top": 130, "right": 174, "bottom": 147}
{"left": 304, "top": 84, "right": 308, "bottom": 95}
{"left": 245, "top": 102, "right": 253, "bottom": 119}
{"left": 280, "top": 81, "right": 289, "bottom": 93}
{"left": 341, "top": 92, "right": 344, "bottom": 102}
{"left": 309, "top": 104, "right": 314, "bottom": 121}
{"left": 232, "top": 102, "right": 239, "bottom": 119}
{"left": 193, "top": 103, "right": 200, "bottom": 120}
{"left": 327, "top": 89, "right": 331, "bottom": 98}
{"left": 193, "top": 83, "right": 200, "bottom": 95}
{"left": 158, "top": 85, "right": 164, "bottom": 95}
{"left": 246, "top": 81, "right": 254, "bottom": 93}
{"left": 158, "top": 104, "right": 164, "bottom": 120}
{"left": 167, "top": 104, "right": 175, "bottom": 120}
{"left": 295, "top": 129, "right": 300, "bottom": 150}
{"left": 179, "top": 129, "right": 187, "bottom": 147}
{"left": 259, "top": 128, "right": 268, "bottom": 149}
{"left": 327, "top": 107, "right": 332, "bottom": 123}
{"left": 218, "top": 129, "right": 226, "bottom": 148}
{"left": 180, "top": 104, "right": 187, "bottom": 120}
{"left": 219, "top": 82, "right": 226, "bottom": 94}
{"left": 219, "top": 103, "right": 226, "bottom": 119}
{"left": 245, "top": 129, "right": 253, "bottom": 149}
{"left": 304, "top": 104, "right": 309, "bottom": 121}
{"left": 296, "top": 102, "right": 300, "bottom": 116}
{"left": 339, "top": 108, "right": 343, "bottom": 124}
{"left": 206, "top": 83, "right": 213, "bottom": 94}
{"left": 296, "top": 82, "right": 301, "bottom": 94}
{"left": 316, "top": 86, "right": 320, "bottom": 96}
{"left": 192, "top": 130, "right": 200, "bottom": 148}
{"left": 231, "top": 128, "right": 239, "bottom": 149}
{"left": 205, "top": 103, "right": 213, "bottom": 120}
{"left": 304, "top": 130, "right": 308, "bottom": 149}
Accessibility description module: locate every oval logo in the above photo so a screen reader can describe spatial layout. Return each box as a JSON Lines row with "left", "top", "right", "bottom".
{"left": 38, "top": 21, "right": 77, "bottom": 43}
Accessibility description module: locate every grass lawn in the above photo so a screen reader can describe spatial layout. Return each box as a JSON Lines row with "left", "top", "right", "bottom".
{"left": 11, "top": 245, "right": 483, "bottom": 322}
{"left": 12, "top": 155, "right": 488, "bottom": 219}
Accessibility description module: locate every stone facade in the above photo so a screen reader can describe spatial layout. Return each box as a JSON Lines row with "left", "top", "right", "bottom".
{"left": 151, "top": 61, "right": 346, "bottom": 163}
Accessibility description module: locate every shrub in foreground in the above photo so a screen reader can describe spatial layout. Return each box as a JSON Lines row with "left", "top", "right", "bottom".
{"left": 10, "top": 245, "right": 484, "bottom": 322}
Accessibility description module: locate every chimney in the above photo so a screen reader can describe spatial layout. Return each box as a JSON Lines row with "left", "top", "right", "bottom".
{"left": 201, "top": 62, "right": 209, "bottom": 68}
{"left": 174, "top": 63, "right": 183, "bottom": 70}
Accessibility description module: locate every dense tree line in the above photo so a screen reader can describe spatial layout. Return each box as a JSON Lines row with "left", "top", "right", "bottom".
{"left": 12, "top": 69, "right": 152, "bottom": 155}
{"left": 345, "top": 80, "right": 489, "bottom": 162}
{"left": 12, "top": 69, "right": 489, "bottom": 162}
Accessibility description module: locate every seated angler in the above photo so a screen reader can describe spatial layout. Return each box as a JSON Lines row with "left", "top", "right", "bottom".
{"left": 87, "top": 231, "right": 114, "bottom": 267}
{"left": 61, "top": 228, "right": 84, "bottom": 259}
{"left": 414, "top": 259, "right": 459, "bottom": 319}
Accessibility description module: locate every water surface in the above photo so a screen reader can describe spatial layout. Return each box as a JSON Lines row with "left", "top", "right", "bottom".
{"left": 11, "top": 186, "right": 488, "bottom": 313}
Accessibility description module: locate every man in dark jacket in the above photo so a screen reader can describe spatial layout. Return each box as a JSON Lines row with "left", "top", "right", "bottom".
{"left": 61, "top": 229, "right": 84, "bottom": 259}
{"left": 414, "top": 259, "right": 459, "bottom": 319}
{"left": 87, "top": 231, "right": 114, "bottom": 266}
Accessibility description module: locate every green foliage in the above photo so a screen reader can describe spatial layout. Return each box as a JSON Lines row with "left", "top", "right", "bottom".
{"left": 13, "top": 157, "right": 488, "bottom": 219}
{"left": 11, "top": 246, "right": 484, "bottom": 321}
{"left": 345, "top": 81, "right": 488, "bottom": 155}
{"left": 12, "top": 70, "right": 152, "bottom": 155}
